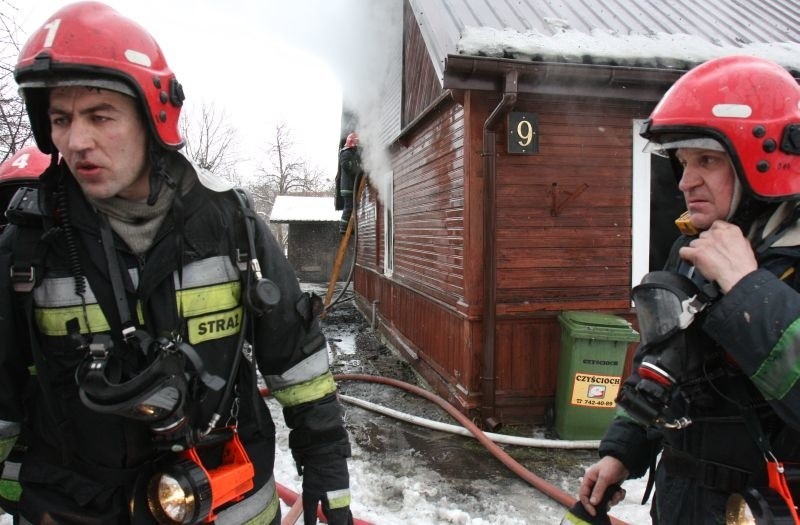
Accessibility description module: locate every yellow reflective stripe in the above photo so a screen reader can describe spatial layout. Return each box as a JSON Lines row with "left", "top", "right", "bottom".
{"left": 177, "top": 281, "right": 241, "bottom": 317}
{"left": 136, "top": 301, "right": 145, "bottom": 324}
{"left": 27, "top": 365, "right": 36, "bottom": 376}
{"left": 0, "top": 479, "right": 21, "bottom": 503}
{"left": 35, "top": 303, "right": 143, "bottom": 337}
{"left": 187, "top": 306, "right": 244, "bottom": 345}
{"left": 272, "top": 371, "right": 337, "bottom": 407}
{"left": 327, "top": 488, "right": 351, "bottom": 509}
{"left": 35, "top": 305, "right": 110, "bottom": 336}
{"left": 0, "top": 436, "right": 17, "bottom": 463}
{"left": 242, "top": 491, "right": 279, "bottom": 525}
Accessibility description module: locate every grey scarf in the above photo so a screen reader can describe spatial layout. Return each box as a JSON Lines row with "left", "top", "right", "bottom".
{"left": 90, "top": 157, "right": 196, "bottom": 255}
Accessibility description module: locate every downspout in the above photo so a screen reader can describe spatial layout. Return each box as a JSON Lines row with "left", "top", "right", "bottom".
{"left": 481, "top": 70, "right": 518, "bottom": 431}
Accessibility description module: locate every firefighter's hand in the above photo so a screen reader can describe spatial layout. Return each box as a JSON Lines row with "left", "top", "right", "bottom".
{"left": 300, "top": 453, "right": 353, "bottom": 525}
{"left": 578, "top": 456, "right": 628, "bottom": 517}
{"left": 679, "top": 220, "right": 757, "bottom": 293}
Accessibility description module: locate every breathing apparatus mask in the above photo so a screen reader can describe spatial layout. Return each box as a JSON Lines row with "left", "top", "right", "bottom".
{"left": 74, "top": 330, "right": 225, "bottom": 441}
{"left": 616, "top": 271, "right": 718, "bottom": 429}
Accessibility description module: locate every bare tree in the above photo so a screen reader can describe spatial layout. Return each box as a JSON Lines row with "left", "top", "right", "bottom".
{"left": 0, "top": 2, "right": 33, "bottom": 161}
{"left": 179, "top": 101, "right": 240, "bottom": 184}
{"left": 249, "top": 122, "right": 330, "bottom": 247}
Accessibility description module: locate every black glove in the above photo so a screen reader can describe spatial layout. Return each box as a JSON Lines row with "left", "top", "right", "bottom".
{"left": 300, "top": 453, "right": 353, "bottom": 525}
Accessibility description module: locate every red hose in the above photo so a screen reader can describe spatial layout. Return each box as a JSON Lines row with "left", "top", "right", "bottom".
{"left": 332, "top": 373, "right": 629, "bottom": 525}
{"left": 276, "top": 481, "right": 373, "bottom": 525}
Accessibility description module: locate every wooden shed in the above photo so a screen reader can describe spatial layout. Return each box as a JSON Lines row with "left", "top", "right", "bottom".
{"left": 269, "top": 195, "right": 352, "bottom": 283}
{"left": 347, "top": 0, "right": 800, "bottom": 426}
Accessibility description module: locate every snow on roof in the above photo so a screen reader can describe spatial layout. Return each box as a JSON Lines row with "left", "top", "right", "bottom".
{"left": 456, "top": 27, "right": 800, "bottom": 73}
{"left": 269, "top": 195, "right": 341, "bottom": 223}
{"left": 411, "top": 0, "right": 800, "bottom": 79}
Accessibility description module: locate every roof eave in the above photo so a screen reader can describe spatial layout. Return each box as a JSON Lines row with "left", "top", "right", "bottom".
{"left": 443, "top": 55, "right": 687, "bottom": 102}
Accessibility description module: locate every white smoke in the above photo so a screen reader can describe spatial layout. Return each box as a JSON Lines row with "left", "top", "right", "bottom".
{"left": 263, "top": 0, "right": 404, "bottom": 203}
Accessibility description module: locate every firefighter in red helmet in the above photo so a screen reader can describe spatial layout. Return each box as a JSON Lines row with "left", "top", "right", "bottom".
{"left": 0, "top": 144, "right": 49, "bottom": 517}
{"left": 577, "top": 54, "right": 800, "bottom": 524}
{"left": 0, "top": 146, "right": 49, "bottom": 230}
{"left": 335, "top": 132, "right": 363, "bottom": 234}
{"left": 0, "top": 3, "right": 353, "bottom": 524}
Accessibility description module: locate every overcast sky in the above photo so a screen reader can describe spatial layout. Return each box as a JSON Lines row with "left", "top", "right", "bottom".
{"left": 11, "top": 0, "right": 386, "bottom": 183}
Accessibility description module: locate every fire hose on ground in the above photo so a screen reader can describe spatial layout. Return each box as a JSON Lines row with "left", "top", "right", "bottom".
{"left": 263, "top": 374, "right": 629, "bottom": 525}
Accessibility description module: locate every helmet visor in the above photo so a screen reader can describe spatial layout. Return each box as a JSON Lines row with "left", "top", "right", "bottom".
{"left": 643, "top": 137, "right": 726, "bottom": 157}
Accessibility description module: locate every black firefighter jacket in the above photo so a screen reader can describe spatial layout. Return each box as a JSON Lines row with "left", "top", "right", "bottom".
{"left": 0, "top": 156, "right": 350, "bottom": 524}
{"left": 600, "top": 203, "right": 800, "bottom": 524}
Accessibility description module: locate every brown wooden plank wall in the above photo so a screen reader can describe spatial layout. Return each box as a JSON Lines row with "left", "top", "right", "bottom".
{"left": 355, "top": 184, "right": 378, "bottom": 270}
{"left": 493, "top": 317, "right": 562, "bottom": 419}
{"left": 354, "top": 265, "right": 477, "bottom": 403}
{"left": 495, "top": 95, "right": 653, "bottom": 312}
{"left": 402, "top": 0, "right": 444, "bottom": 127}
{"left": 392, "top": 101, "right": 466, "bottom": 306}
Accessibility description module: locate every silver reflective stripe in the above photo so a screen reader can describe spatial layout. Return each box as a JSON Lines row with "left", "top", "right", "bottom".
{"left": 173, "top": 256, "right": 239, "bottom": 289}
{"left": 0, "top": 421, "right": 20, "bottom": 440}
{"left": 129, "top": 268, "right": 140, "bottom": 288}
{"left": 215, "top": 474, "right": 277, "bottom": 525}
{"left": 32, "top": 270, "right": 140, "bottom": 307}
{"left": 33, "top": 276, "right": 96, "bottom": 307}
{"left": 1, "top": 460, "right": 20, "bottom": 482}
{"left": 264, "top": 349, "right": 331, "bottom": 391}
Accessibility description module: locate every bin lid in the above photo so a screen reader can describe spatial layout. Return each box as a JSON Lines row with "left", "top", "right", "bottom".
{"left": 558, "top": 311, "right": 640, "bottom": 342}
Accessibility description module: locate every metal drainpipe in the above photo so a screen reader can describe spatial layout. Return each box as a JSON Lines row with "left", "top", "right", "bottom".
{"left": 481, "top": 70, "right": 518, "bottom": 431}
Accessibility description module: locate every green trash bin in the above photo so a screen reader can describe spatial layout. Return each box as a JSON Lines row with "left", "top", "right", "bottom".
{"left": 554, "top": 311, "right": 639, "bottom": 440}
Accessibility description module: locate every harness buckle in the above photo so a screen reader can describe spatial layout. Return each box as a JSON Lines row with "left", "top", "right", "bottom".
{"left": 10, "top": 266, "right": 35, "bottom": 293}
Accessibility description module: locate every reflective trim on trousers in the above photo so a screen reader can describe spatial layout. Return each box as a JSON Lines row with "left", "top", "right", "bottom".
{"left": 327, "top": 488, "right": 351, "bottom": 509}
{"left": 216, "top": 475, "right": 280, "bottom": 525}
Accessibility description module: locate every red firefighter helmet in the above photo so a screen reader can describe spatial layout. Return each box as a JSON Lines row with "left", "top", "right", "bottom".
{"left": 14, "top": 1, "right": 185, "bottom": 153}
{"left": 0, "top": 146, "right": 50, "bottom": 184}
{"left": 345, "top": 132, "right": 358, "bottom": 148}
{"left": 640, "top": 55, "right": 800, "bottom": 202}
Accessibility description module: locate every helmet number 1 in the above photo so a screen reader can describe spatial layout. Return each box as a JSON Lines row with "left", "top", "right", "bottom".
{"left": 42, "top": 19, "right": 61, "bottom": 48}
{"left": 11, "top": 153, "right": 31, "bottom": 170}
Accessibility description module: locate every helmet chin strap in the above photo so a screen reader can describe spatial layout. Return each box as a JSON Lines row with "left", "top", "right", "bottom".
{"left": 726, "top": 170, "right": 742, "bottom": 222}
{"left": 146, "top": 142, "right": 176, "bottom": 205}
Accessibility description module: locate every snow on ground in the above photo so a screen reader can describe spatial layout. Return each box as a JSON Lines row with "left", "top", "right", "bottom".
{"left": 269, "top": 394, "right": 653, "bottom": 524}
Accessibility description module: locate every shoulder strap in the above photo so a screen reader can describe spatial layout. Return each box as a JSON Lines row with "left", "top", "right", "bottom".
{"left": 12, "top": 239, "right": 76, "bottom": 464}
{"left": 7, "top": 187, "right": 49, "bottom": 293}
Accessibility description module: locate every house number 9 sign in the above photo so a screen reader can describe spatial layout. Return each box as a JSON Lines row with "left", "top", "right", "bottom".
{"left": 508, "top": 112, "right": 539, "bottom": 154}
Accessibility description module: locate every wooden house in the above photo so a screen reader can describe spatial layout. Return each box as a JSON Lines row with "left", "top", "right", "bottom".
{"left": 347, "top": 0, "right": 800, "bottom": 426}
{"left": 269, "top": 195, "right": 352, "bottom": 283}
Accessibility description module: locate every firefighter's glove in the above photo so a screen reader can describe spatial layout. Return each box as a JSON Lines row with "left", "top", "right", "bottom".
{"left": 300, "top": 452, "right": 353, "bottom": 525}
